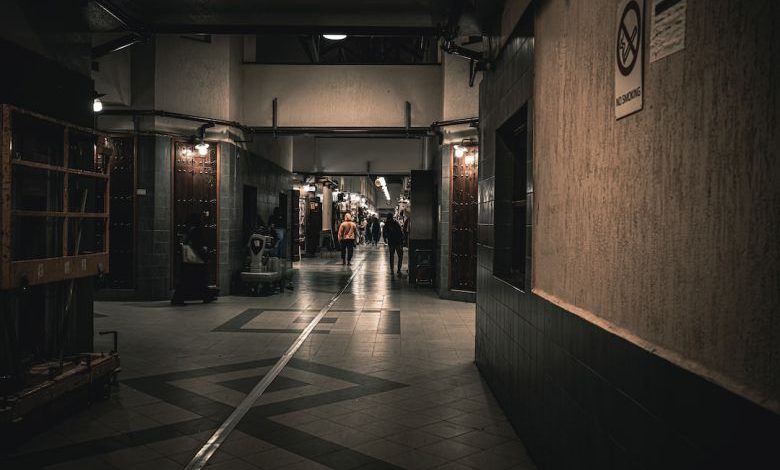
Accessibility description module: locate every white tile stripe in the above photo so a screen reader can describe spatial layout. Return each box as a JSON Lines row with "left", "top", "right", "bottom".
{"left": 185, "top": 257, "right": 366, "bottom": 470}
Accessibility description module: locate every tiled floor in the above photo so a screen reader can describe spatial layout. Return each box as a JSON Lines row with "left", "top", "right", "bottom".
{"left": 3, "top": 245, "right": 536, "bottom": 469}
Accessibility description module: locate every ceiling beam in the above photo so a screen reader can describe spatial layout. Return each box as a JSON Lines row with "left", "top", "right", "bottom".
{"left": 149, "top": 24, "right": 439, "bottom": 37}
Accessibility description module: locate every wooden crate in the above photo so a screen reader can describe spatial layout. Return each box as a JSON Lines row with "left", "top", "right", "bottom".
{"left": 0, "top": 104, "right": 112, "bottom": 290}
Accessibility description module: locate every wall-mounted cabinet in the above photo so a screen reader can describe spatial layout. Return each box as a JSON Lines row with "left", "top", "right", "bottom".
{"left": 0, "top": 104, "right": 111, "bottom": 289}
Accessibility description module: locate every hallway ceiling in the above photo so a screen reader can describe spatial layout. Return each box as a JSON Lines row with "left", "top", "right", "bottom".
{"left": 87, "top": 0, "right": 458, "bottom": 35}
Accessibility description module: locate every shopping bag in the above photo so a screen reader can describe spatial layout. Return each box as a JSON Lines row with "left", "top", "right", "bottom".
{"left": 181, "top": 243, "right": 205, "bottom": 264}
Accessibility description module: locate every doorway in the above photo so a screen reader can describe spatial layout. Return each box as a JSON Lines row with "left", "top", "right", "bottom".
{"left": 172, "top": 141, "right": 219, "bottom": 287}
{"left": 243, "top": 185, "right": 258, "bottom": 237}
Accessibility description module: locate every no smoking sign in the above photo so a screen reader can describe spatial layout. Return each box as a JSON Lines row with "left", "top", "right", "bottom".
{"left": 615, "top": 0, "right": 644, "bottom": 119}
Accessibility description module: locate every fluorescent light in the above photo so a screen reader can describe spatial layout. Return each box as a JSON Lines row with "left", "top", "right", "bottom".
{"left": 323, "top": 34, "right": 347, "bottom": 40}
{"left": 465, "top": 154, "right": 476, "bottom": 166}
{"left": 92, "top": 98, "right": 103, "bottom": 113}
{"left": 454, "top": 145, "right": 465, "bottom": 158}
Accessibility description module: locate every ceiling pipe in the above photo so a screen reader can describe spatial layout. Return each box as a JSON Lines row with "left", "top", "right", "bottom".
{"left": 91, "top": 0, "right": 150, "bottom": 58}
{"left": 93, "top": 0, "right": 139, "bottom": 32}
{"left": 98, "top": 108, "right": 435, "bottom": 138}
{"left": 100, "top": 109, "right": 253, "bottom": 134}
{"left": 92, "top": 33, "right": 145, "bottom": 59}
{"left": 151, "top": 24, "right": 437, "bottom": 37}
{"left": 251, "top": 126, "right": 433, "bottom": 138}
{"left": 431, "top": 117, "right": 479, "bottom": 127}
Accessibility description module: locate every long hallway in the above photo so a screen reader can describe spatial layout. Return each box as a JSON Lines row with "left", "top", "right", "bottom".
{"left": 6, "top": 247, "right": 535, "bottom": 470}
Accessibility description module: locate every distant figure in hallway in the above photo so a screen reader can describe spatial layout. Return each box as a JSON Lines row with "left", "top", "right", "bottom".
{"left": 370, "top": 215, "right": 381, "bottom": 246}
{"left": 172, "top": 212, "right": 216, "bottom": 305}
{"left": 359, "top": 216, "right": 368, "bottom": 245}
{"left": 269, "top": 206, "right": 285, "bottom": 258}
{"left": 338, "top": 212, "right": 357, "bottom": 265}
{"left": 383, "top": 212, "right": 404, "bottom": 276}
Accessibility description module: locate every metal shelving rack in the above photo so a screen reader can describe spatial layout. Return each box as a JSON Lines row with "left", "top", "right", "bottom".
{"left": 0, "top": 104, "right": 110, "bottom": 290}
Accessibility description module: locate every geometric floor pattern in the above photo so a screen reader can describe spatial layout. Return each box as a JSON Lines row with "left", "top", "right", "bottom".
{"left": 213, "top": 309, "right": 401, "bottom": 335}
{"left": 1, "top": 247, "right": 536, "bottom": 469}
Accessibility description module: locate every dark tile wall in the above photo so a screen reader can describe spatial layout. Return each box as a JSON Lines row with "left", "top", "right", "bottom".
{"left": 103, "top": 138, "right": 290, "bottom": 300}
{"left": 436, "top": 144, "right": 451, "bottom": 297}
{"left": 134, "top": 136, "right": 173, "bottom": 300}
{"left": 476, "top": 21, "right": 780, "bottom": 470}
{"left": 218, "top": 142, "right": 291, "bottom": 295}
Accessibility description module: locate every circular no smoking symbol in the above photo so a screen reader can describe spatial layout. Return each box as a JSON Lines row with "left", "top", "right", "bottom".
{"left": 617, "top": 0, "right": 641, "bottom": 76}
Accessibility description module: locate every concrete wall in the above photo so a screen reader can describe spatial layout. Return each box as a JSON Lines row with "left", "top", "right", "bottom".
{"left": 155, "top": 35, "right": 243, "bottom": 122}
{"left": 242, "top": 65, "right": 442, "bottom": 127}
{"left": 293, "top": 137, "right": 425, "bottom": 174}
{"left": 245, "top": 135, "right": 294, "bottom": 173}
{"left": 93, "top": 38, "right": 132, "bottom": 107}
{"left": 442, "top": 53, "right": 480, "bottom": 121}
{"left": 533, "top": 0, "right": 779, "bottom": 408}
{"left": 475, "top": 1, "right": 780, "bottom": 468}
{"left": 375, "top": 183, "right": 403, "bottom": 212}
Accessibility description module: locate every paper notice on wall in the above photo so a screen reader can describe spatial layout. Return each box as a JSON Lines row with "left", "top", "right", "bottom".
{"left": 650, "top": 0, "right": 686, "bottom": 62}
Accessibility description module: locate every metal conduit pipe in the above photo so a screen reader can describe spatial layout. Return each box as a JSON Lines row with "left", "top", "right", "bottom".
{"left": 430, "top": 117, "right": 479, "bottom": 127}
{"left": 99, "top": 109, "right": 253, "bottom": 134}
{"left": 100, "top": 109, "right": 458, "bottom": 138}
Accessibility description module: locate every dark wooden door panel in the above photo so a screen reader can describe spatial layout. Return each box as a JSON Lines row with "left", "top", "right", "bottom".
{"left": 173, "top": 142, "right": 218, "bottom": 286}
{"left": 450, "top": 146, "right": 478, "bottom": 291}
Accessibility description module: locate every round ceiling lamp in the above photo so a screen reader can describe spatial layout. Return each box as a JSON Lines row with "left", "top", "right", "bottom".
{"left": 323, "top": 34, "right": 347, "bottom": 41}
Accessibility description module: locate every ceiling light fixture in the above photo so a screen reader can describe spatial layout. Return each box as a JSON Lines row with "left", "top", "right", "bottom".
{"left": 195, "top": 142, "right": 209, "bottom": 156}
{"left": 323, "top": 34, "right": 347, "bottom": 41}
{"left": 192, "top": 122, "right": 215, "bottom": 157}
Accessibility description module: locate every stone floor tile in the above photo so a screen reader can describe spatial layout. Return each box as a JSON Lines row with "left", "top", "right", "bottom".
{"left": 385, "top": 429, "right": 444, "bottom": 449}
{"left": 353, "top": 438, "right": 412, "bottom": 460}
{"left": 455, "top": 449, "right": 522, "bottom": 470}
{"left": 451, "top": 430, "right": 512, "bottom": 450}
{"left": 420, "top": 421, "right": 475, "bottom": 439}
{"left": 44, "top": 456, "right": 119, "bottom": 470}
{"left": 101, "top": 445, "right": 164, "bottom": 468}
{"left": 246, "top": 447, "right": 306, "bottom": 469}
{"left": 383, "top": 449, "right": 449, "bottom": 469}
{"left": 7, "top": 250, "right": 539, "bottom": 470}
{"left": 418, "top": 439, "right": 481, "bottom": 461}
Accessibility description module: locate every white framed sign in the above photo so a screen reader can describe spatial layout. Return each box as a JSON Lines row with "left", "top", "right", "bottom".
{"left": 650, "top": 0, "right": 686, "bottom": 62}
{"left": 615, "top": 0, "right": 644, "bottom": 119}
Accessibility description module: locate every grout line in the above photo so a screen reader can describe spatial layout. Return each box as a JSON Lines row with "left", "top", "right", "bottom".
{"left": 184, "top": 256, "right": 367, "bottom": 470}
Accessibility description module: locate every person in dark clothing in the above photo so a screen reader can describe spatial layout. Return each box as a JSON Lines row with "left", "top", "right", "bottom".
{"left": 370, "top": 216, "right": 381, "bottom": 246}
{"left": 172, "top": 212, "right": 216, "bottom": 305}
{"left": 269, "top": 207, "right": 286, "bottom": 258}
{"left": 383, "top": 212, "right": 404, "bottom": 275}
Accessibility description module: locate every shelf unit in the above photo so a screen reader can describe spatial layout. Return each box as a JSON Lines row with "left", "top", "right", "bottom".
{"left": 0, "top": 104, "right": 111, "bottom": 290}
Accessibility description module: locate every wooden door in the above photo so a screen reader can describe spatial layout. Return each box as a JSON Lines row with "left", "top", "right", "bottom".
{"left": 172, "top": 141, "right": 218, "bottom": 286}
{"left": 449, "top": 145, "right": 479, "bottom": 291}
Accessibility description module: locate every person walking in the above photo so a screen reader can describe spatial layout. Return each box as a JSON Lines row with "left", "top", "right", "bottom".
{"left": 269, "top": 206, "right": 286, "bottom": 258}
{"left": 337, "top": 212, "right": 358, "bottom": 265}
{"left": 370, "top": 215, "right": 381, "bottom": 246}
{"left": 359, "top": 216, "right": 368, "bottom": 245}
{"left": 383, "top": 212, "right": 404, "bottom": 276}
{"left": 172, "top": 212, "right": 216, "bottom": 305}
